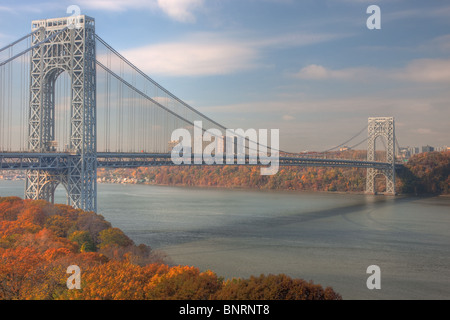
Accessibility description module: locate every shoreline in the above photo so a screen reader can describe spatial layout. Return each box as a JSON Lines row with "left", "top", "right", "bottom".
{"left": 97, "top": 179, "right": 369, "bottom": 195}
{"left": 95, "top": 180, "right": 436, "bottom": 198}
{"left": 1, "top": 178, "right": 448, "bottom": 198}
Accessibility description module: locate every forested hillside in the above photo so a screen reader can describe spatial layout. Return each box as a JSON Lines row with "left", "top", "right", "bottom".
{"left": 98, "top": 151, "right": 450, "bottom": 195}
{"left": 398, "top": 151, "right": 450, "bottom": 194}
{"left": 0, "top": 197, "right": 341, "bottom": 300}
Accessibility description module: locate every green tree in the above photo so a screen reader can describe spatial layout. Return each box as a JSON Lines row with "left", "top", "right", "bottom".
{"left": 69, "top": 230, "right": 96, "bottom": 252}
{"left": 98, "top": 227, "right": 134, "bottom": 249}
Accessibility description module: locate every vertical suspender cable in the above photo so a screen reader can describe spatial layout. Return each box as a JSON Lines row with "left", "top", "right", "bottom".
{"left": 19, "top": 52, "right": 23, "bottom": 151}
{"left": 8, "top": 47, "right": 12, "bottom": 151}
{"left": 106, "top": 50, "right": 111, "bottom": 152}
{"left": 0, "top": 63, "right": 3, "bottom": 150}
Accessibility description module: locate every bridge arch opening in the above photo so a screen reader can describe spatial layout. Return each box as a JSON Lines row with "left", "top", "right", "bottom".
{"left": 41, "top": 178, "right": 70, "bottom": 206}
{"left": 53, "top": 183, "right": 70, "bottom": 205}
{"left": 373, "top": 172, "right": 388, "bottom": 194}
{"left": 374, "top": 135, "right": 388, "bottom": 162}
{"left": 53, "top": 70, "right": 72, "bottom": 153}
{"left": 39, "top": 66, "right": 73, "bottom": 153}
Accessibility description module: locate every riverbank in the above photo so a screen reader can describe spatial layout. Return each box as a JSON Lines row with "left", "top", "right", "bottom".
{"left": 97, "top": 179, "right": 374, "bottom": 196}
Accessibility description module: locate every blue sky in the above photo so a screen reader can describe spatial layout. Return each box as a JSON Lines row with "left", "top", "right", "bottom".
{"left": 0, "top": 0, "right": 449, "bottom": 151}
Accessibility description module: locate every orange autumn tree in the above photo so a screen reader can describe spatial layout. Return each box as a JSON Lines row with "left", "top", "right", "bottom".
{"left": 0, "top": 197, "right": 341, "bottom": 300}
{"left": 214, "top": 274, "right": 342, "bottom": 300}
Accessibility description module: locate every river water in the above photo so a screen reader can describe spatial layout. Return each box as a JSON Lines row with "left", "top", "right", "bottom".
{"left": 1, "top": 180, "right": 449, "bottom": 300}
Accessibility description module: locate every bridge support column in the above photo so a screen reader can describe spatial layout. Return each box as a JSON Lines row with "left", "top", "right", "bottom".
{"left": 365, "top": 117, "right": 395, "bottom": 195}
{"left": 25, "top": 16, "right": 97, "bottom": 212}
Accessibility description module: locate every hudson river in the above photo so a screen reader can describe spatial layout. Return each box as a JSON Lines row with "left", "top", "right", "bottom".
{"left": 1, "top": 180, "right": 449, "bottom": 300}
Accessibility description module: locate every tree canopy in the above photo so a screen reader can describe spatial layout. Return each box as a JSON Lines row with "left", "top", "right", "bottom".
{"left": 0, "top": 197, "right": 341, "bottom": 300}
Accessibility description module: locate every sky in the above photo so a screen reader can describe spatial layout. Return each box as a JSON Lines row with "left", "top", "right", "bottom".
{"left": 0, "top": 0, "right": 449, "bottom": 152}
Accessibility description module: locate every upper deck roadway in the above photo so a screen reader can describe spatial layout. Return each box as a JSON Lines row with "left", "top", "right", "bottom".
{"left": 0, "top": 152, "right": 401, "bottom": 171}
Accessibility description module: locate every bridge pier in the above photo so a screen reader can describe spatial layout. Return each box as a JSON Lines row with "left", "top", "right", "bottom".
{"left": 24, "top": 16, "right": 97, "bottom": 212}
{"left": 365, "top": 117, "right": 396, "bottom": 195}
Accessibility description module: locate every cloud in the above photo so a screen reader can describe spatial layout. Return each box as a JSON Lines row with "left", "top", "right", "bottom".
{"left": 394, "top": 59, "right": 450, "bottom": 83}
{"left": 77, "top": 0, "right": 155, "bottom": 11}
{"left": 0, "top": 6, "right": 14, "bottom": 12}
{"left": 415, "top": 128, "right": 437, "bottom": 135}
{"left": 157, "top": 0, "right": 203, "bottom": 23}
{"left": 282, "top": 115, "right": 295, "bottom": 121}
{"left": 204, "top": 96, "right": 422, "bottom": 115}
{"left": 250, "top": 33, "right": 348, "bottom": 49}
{"left": 425, "top": 34, "right": 450, "bottom": 53}
{"left": 77, "top": 0, "right": 203, "bottom": 22}
{"left": 200, "top": 93, "right": 450, "bottom": 151}
{"left": 293, "top": 64, "right": 379, "bottom": 81}
{"left": 0, "top": 3, "right": 49, "bottom": 14}
{"left": 119, "top": 30, "right": 346, "bottom": 77}
{"left": 383, "top": 4, "right": 450, "bottom": 22}
{"left": 294, "top": 59, "right": 450, "bottom": 83}
{"left": 294, "top": 64, "right": 329, "bottom": 80}
{"left": 120, "top": 34, "right": 258, "bottom": 76}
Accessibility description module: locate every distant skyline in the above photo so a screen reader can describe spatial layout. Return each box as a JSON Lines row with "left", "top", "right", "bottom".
{"left": 0, "top": 0, "right": 449, "bottom": 152}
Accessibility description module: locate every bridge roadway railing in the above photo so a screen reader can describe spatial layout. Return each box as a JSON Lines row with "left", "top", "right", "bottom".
{"left": 0, "top": 152, "right": 400, "bottom": 171}
{"left": 0, "top": 152, "right": 70, "bottom": 170}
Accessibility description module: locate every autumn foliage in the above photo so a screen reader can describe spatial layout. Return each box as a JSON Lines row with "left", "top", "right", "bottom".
{"left": 98, "top": 151, "right": 370, "bottom": 193}
{"left": 215, "top": 274, "right": 341, "bottom": 300}
{"left": 0, "top": 197, "right": 341, "bottom": 300}
{"left": 398, "top": 151, "right": 450, "bottom": 194}
{"left": 98, "top": 150, "right": 450, "bottom": 195}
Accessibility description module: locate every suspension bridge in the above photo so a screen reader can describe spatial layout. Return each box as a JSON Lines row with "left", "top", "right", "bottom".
{"left": 0, "top": 16, "right": 402, "bottom": 212}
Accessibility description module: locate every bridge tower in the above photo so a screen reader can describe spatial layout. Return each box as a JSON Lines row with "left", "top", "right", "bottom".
{"left": 366, "top": 117, "right": 395, "bottom": 195}
{"left": 24, "top": 16, "right": 97, "bottom": 211}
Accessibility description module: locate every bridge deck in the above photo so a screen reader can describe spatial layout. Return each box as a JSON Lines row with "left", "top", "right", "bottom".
{"left": 0, "top": 152, "right": 399, "bottom": 170}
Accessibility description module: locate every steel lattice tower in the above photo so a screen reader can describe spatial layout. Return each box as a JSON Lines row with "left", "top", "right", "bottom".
{"left": 366, "top": 117, "right": 395, "bottom": 195}
{"left": 25, "top": 16, "right": 97, "bottom": 211}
